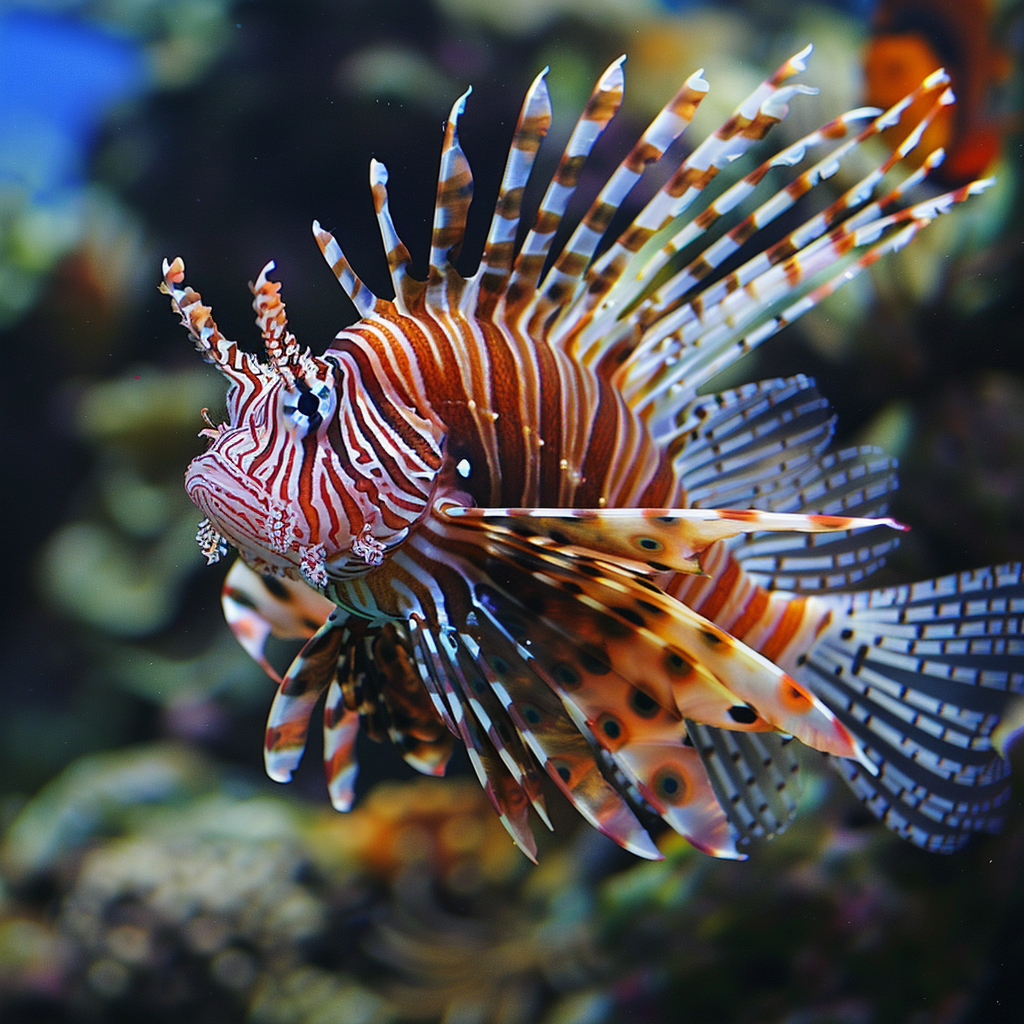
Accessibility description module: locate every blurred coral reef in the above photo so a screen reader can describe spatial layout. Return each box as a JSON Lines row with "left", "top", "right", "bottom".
{"left": 1, "top": 0, "right": 1022, "bottom": 1022}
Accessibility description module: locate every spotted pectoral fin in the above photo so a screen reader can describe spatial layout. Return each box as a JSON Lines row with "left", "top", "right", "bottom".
{"left": 617, "top": 742, "right": 739, "bottom": 859}
{"left": 455, "top": 609, "right": 663, "bottom": 860}
{"left": 457, "top": 525, "right": 863, "bottom": 761}
{"left": 441, "top": 504, "right": 904, "bottom": 575}
{"left": 222, "top": 559, "right": 336, "bottom": 682}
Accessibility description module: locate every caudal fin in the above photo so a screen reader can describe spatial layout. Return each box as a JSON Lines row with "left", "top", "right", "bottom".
{"left": 803, "top": 563, "right": 1024, "bottom": 851}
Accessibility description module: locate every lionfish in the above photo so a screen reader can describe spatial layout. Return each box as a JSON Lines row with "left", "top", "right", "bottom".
{"left": 163, "top": 46, "right": 1023, "bottom": 862}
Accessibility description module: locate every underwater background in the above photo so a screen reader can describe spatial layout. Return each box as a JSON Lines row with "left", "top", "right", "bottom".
{"left": 1, "top": 0, "right": 1022, "bottom": 1021}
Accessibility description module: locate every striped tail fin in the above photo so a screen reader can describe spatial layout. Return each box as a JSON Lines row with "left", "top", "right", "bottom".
{"left": 802, "top": 563, "right": 1024, "bottom": 851}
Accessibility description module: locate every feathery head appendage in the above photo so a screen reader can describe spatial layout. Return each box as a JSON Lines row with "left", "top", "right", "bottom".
{"left": 161, "top": 256, "right": 268, "bottom": 388}
{"left": 250, "top": 260, "right": 312, "bottom": 387}
{"left": 426, "top": 87, "right": 474, "bottom": 313}
{"left": 473, "top": 66, "right": 553, "bottom": 321}
{"left": 175, "top": 247, "right": 445, "bottom": 591}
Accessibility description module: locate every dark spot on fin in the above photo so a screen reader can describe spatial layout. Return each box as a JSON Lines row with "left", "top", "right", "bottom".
{"left": 728, "top": 705, "right": 759, "bottom": 724}
{"left": 261, "top": 574, "right": 291, "bottom": 601}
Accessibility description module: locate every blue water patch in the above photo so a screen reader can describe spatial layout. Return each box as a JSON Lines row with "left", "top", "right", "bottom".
{"left": 0, "top": 9, "right": 146, "bottom": 196}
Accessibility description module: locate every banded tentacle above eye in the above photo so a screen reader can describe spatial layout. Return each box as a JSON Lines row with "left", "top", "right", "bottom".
{"left": 251, "top": 260, "right": 311, "bottom": 386}
{"left": 160, "top": 257, "right": 269, "bottom": 388}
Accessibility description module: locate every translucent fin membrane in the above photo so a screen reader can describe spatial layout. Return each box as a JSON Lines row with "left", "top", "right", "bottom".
{"left": 804, "top": 564, "right": 1024, "bottom": 852}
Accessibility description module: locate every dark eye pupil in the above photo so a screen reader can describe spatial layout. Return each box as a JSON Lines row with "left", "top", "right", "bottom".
{"left": 297, "top": 392, "right": 319, "bottom": 417}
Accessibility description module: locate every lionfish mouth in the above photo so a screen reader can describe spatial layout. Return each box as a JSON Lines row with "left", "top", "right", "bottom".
{"left": 185, "top": 449, "right": 298, "bottom": 577}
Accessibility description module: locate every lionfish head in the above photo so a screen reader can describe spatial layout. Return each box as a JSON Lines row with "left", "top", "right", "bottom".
{"left": 162, "top": 257, "right": 439, "bottom": 591}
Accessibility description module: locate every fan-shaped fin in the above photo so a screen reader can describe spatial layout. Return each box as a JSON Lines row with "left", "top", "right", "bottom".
{"left": 472, "top": 68, "right": 552, "bottom": 320}
{"left": 685, "top": 723, "right": 802, "bottom": 843}
{"left": 441, "top": 516, "right": 865, "bottom": 760}
{"left": 456, "top": 602, "right": 665, "bottom": 860}
{"left": 671, "top": 376, "right": 835, "bottom": 504}
{"left": 426, "top": 88, "right": 474, "bottom": 311}
{"left": 731, "top": 446, "right": 900, "bottom": 592}
{"left": 504, "top": 56, "right": 626, "bottom": 316}
{"left": 447, "top": 631, "right": 551, "bottom": 826}
{"left": 802, "top": 563, "right": 1024, "bottom": 851}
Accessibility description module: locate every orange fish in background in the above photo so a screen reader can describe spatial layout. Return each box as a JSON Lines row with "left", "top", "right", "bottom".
{"left": 864, "top": 0, "right": 1013, "bottom": 185}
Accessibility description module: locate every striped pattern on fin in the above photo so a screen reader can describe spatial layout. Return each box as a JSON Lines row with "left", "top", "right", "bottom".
{"left": 686, "top": 723, "right": 802, "bottom": 844}
{"left": 265, "top": 611, "right": 352, "bottom": 783}
{"left": 503, "top": 56, "right": 626, "bottom": 317}
{"left": 323, "top": 680, "right": 360, "bottom": 811}
{"left": 458, "top": 598, "right": 664, "bottom": 860}
{"left": 426, "top": 89, "right": 474, "bottom": 312}
{"left": 312, "top": 220, "right": 384, "bottom": 317}
{"left": 369, "top": 159, "right": 424, "bottom": 315}
{"left": 671, "top": 376, "right": 835, "bottom": 504}
{"left": 571, "top": 69, "right": 952, "bottom": 377}
{"left": 619, "top": 179, "right": 992, "bottom": 424}
{"left": 802, "top": 564, "right": 1024, "bottom": 851}
{"left": 222, "top": 559, "right": 335, "bottom": 683}
{"left": 446, "top": 520, "right": 866, "bottom": 761}
{"left": 461, "top": 593, "right": 734, "bottom": 856}
{"left": 554, "top": 45, "right": 818, "bottom": 351}
{"left": 372, "top": 624, "right": 455, "bottom": 777}
{"left": 411, "top": 624, "right": 540, "bottom": 860}
{"left": 616, "top": 73, "right": 953, "bottom": 337}
{"left": 458, "top": 551, "right": 750, "bottom": 856}
{"left": 441, "top": 502, "right": 904, "bottom": 577}
{"left": 527, "top": 68, "right": 710, "bottom": 334}
{"left": 472, "top": 68, "right": 552, "bottom": 321}
{"left": 731, "top": 446, "right": 901, "bottom": 592}
{"left": 447, "top": 630, "right": 551, "bottom": 827}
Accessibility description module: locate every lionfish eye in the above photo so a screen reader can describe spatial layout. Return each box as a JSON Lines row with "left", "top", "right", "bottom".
{"left": 297, "top": 392, "right": 319, "bottom": 417}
